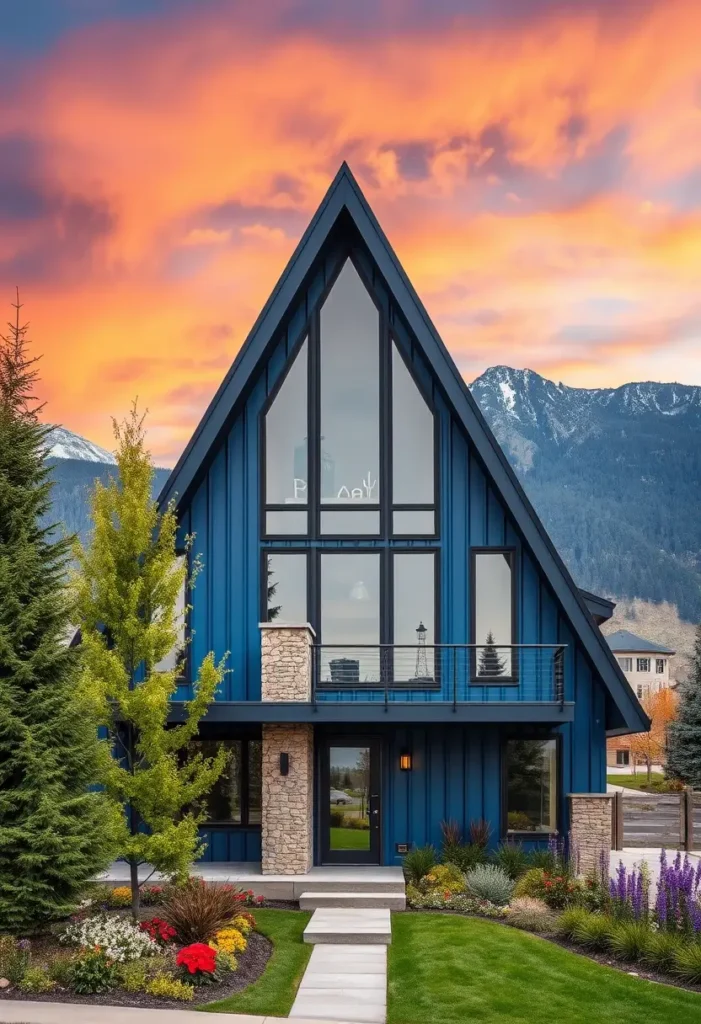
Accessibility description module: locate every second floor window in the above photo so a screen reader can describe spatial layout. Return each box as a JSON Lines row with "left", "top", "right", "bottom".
{"left": 618, "top": 657, "right": 633, "bottom": 672}
{"left": 637, "top": 658, "right": 651, "bottom": 673}
{"left": 655, "top": 659, "right": 666, "bottom": 674}
{"left": 471, "top": 549, "right": 515, "bottom": 681}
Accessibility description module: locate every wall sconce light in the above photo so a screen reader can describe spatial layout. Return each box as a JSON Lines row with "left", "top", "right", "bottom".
{"left": 399, "top": 751, "right": 412, "bottom": 772}
{"left": 279, "top": 752, "right": 289, "bottom": 776}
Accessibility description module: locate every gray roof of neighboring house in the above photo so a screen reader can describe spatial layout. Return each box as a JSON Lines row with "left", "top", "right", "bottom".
{"left": 606, "top": 630, "right": 675, "bottom": 656}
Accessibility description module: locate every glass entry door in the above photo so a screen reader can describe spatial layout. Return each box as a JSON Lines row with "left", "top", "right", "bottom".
{"left": 320, "top": 738, "right": 381, "bottom": 864}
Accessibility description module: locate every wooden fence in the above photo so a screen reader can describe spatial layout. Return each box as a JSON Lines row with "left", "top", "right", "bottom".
{"left": 612, "top": 789, "right": 698, "bottom": 850}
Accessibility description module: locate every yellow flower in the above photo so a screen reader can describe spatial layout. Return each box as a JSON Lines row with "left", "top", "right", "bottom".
{"left": 232, "top": 915, "right": 252, "bottom": 935}
{"left": 211, "top": 927, "right": 247, "bottom": 954}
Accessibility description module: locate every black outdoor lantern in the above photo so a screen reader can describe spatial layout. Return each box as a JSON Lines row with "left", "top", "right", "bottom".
{"left": 279, "top": 752, "right": 289, "bottom": 776}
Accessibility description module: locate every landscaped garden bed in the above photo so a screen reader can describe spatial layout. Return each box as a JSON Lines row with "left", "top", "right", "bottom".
{"left": 0, "top": 879, "right": 275, "bottom": 1008}
{"left": 401, "top": 820, "right": 701, "bottom": 994}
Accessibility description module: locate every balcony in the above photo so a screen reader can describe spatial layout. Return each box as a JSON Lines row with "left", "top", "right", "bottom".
{"left": 312, "top": 644, "right": 566, "bottom": 708}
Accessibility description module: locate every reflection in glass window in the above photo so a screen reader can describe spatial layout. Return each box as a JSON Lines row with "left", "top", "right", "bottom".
{"left": 265, "top": 339, "right": 308, "bottom": 505}
{"left": 190, "top": 739, "right": 242, "bottom": 823}
{"left": 392, "top": 510, "right": 434, "bottom": 535}
{"left": 505, "top": 738, "right": 557, "bottom": 833}
{"left": 393, "top": 554, "right": 435, "bottom": 681}
{"left": 473, "top": 551, "right": 514, "bottom": 679}
{"left": 154, "top": 555, "right": 187, "bottom": 674}
{"left": 265, "top": 553, "right": 307, "bottom": 623}
{"left": 320, "top": 262, "right": 380, "bottom": 504}
{"left": 265, "top": 510, "right": 308, "bottom": 535}
{"left": 320, "top": 510, "right": 379, "bottom": 535}
{"left": 392, "top": 343, "right": 434, "bottom": 505}
{"left": 320, "top": 553, "right": 380, "bottom": 683}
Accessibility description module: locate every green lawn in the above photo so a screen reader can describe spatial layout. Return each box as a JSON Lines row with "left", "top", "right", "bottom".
{"left": 330, "top": 826, "right": 370, "bottom": 850}
{"left": 201, "top": 908, "right": 311, "bottom": 1017}
{"left": 607, "top": 772, "right": 666, "bottom": 790}
{"left": 388, "top": 913, "right": 701, "bottom": 1024}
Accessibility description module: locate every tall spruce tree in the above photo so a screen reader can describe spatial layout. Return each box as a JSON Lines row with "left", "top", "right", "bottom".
{"left": 0, "top": 294, "right": 120, "bottom": 933}
{"left": 75, "top": 405, "right": 227, "bottom": 919}
{"left": 666, "top": 624, "right": 701, "bottom": 787}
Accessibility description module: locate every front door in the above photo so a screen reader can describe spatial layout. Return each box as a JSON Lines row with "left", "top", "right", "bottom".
{"left": 320, "top": 737, "right": 381, "bottom": 864}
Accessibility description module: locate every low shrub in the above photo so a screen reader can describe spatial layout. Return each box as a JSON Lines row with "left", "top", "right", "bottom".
{"left": 571, "top": 911, "right": 616, "bottom": 952}
{"left": 210, "top": 927, "right": 247, "bottom": 954}
{"left": 329, "top": 808, "right": 345, "bottom": 828}
{"left": 69, "top": 948, "right": 119, "bottom": 994}
{"left": 513, "top": 868, "right": 545, "bottom": 899}
{"left": 579, "top": 874, "right": 611, "bottom": 914}
{"left": 47, "top": 953, "right": 76, "bottom": 987}
{"left": 492, "top": 843, "right": 529, "bottom": 881}
{"left": 18, "top": 966, "right": 56, "bottom": 993}
{"left": 608, "top": 921, "right": 651, "bottom": 962}
{"left": 442, "top": 842, "right": 487, "bottom": 873}
{"left": 402, "top": 845, "right": 437, "bottom": 885}
{"left": 233, "top": 912, "right": 255, "bottom": 934}
{"left": 62, "top": 914, "right": 157, "bottom": 962}
{"left": 469, "top": 818, "right": 492, "bottom": 849}
{"left": 162, "top": 879, "right": 252, "bottom": 943}
{"left": 145, "top": 974, "right": 194, "bottom": 1001}
{"left": 557, "top": 907, "right": 591, "bottom": 941}
{"left": 524, "top": 848, "right": 557, "bottom": 873}
{"left": 641, "top": 932, "right": 685, "bottom": 973}
{"left": 0, "top": 937, "right": 31, "bottom": 985}
{"left": 346, "top": 817, "right": 370, "bottom": 830}
{"left": 440, "top": 819, "right": 462, "bottom": 847}
{"left": 673, "top": 942, "right": 701, "bottom": 984}
{"left": 422, "top": 864, "right": 467, "bottom": 894}
{"left": 118, "top": 959, "right": 150, "bottom": 993}
{"left": 406, "top": 885, "right": 507, "bottom": 918}
{"left": 466, "top": 864, "right": 514, "bottom": 906}
{"left": 176, "top": 942, "right": 219, "bottom": 985}
{"left": 107, "top": 885, "right": 133, "bottom": 908}
{"left": 540, "top": 872, "right": 582, "bottom": 910}
{"left": 507, "top": 811, "right": 532, "bottom": 832}
{"left": 505, "top": 897, "right": 558, "bottom": 934}
{"left": 142, "top": 885, "right": 165, "bottom": 906}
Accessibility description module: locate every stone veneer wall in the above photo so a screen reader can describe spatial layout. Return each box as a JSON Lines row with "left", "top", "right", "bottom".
{"left": 260, "top": 624, "right": 314, "bottom": 702}
{"left": 568, "top": 793, "right": 613, "bottom": 877}
{"left": 261, "top": 723, "right": 313, "bottom": 874}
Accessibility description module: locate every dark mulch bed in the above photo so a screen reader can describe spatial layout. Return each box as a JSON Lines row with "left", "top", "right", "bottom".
{"left": 406, "top": 905, "right": 701, "bottom": 995}
{"left": 0, "top": 930, "right": 272, "bottom": 1010}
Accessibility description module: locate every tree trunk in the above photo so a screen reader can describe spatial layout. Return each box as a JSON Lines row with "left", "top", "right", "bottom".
{"left": 130, "top": 858, "right": 140, "bottom": 922}
{"left": 647, "top": 758, "right": 652, "bottom": 784}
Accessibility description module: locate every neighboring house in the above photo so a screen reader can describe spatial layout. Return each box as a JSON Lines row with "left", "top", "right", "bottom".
{"left": 158, "top": 164, "right": 648, "bottom": 873}
{"left": 605, "top": 629, "right": 675, "bottom": 768}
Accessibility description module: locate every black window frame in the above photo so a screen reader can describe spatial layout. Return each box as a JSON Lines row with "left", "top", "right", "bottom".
{"left": 616, "top": 749, "right": 630, "bottom": 766}
{"left": 261, "top": 548, "right": 311, "bottom": 625}
{"left": 637, "top": 657, "right": 651, "bottom": 673}
{"left": 184, "top": 730, "right": 263, "bottom": 829}
{"left": 501, "top": 730, "right": 561, "bottom": 840}
{"left": 655, "top": 658, "right": 666, "bottom": 674}
{"left": 259, "top": 252, "right": 439, "bottom": 543}
{"left": 469, "top": 546, "right": 518, "bottom": 685}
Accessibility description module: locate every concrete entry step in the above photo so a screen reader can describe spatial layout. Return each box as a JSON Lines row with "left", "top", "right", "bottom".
{"left": 303, "top": 908, "right": 392, "bottom": 945}
{"left": 293, "top": 867, "right": 405, "bottom": 897}
{"left": 299, "top": 891, "right": 405, "bottom": 911}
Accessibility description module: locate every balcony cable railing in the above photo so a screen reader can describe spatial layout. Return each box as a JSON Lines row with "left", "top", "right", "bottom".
{"left": 311, "top": 644, "right": 567, "bottom": 710}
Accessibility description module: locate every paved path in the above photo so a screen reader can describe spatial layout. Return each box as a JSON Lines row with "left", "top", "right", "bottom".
{"left": 0, "top": 1000, "right": 363, "bottom": 1024}
{"left": 289, "top": 944, "right": 387, "bottom": 1023}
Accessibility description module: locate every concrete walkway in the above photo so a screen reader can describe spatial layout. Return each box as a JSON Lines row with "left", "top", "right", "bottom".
{"left": 0, "top": 1000, "right": 363, "bottom": 1024}
{"left": 289, "top": 944, "right": 387, "bottom": 1024}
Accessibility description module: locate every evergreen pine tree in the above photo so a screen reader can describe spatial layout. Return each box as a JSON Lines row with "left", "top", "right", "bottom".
{"left": 0, "top": 293, "right": 120, "bottom": 933}
{"left": 666, "top": 624, "right": 701, "bottom": 787}
{"left": 478, "top": 631, "right": 506, "bottom": 677}
{"left": 75, "top": 404, "right": 227, "bottom": 918}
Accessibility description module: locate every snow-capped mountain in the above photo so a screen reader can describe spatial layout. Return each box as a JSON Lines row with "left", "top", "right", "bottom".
{"left": 469, "top": 366, "right": 701, "bottom": 623}
{"left": 46, "top": 426, "right": 115, "bottom": 464}
{"left": 470, "top": 366, "right": 701, "bottom": 473}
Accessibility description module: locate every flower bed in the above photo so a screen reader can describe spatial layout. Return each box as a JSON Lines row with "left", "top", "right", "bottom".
{"left": 0, "top": 881, "right": 272, "bottom": 1008}
{"left": 403, "top": 822, "right": 701, "bottom": 991}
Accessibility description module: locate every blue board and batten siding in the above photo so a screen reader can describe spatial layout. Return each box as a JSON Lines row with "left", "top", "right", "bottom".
{"left": 175, "top": 231, "right": 607, "bottom": 860}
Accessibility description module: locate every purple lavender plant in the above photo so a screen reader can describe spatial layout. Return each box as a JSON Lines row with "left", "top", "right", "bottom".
{"left": 655, "top": 848, "right": 701, "bottom": 934}
{"left": 608, "top": 861, "right": 648, "bottom": 921}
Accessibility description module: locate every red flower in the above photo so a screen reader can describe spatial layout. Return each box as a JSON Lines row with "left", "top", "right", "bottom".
{"left": 140, "top": 917, "right": 177, "bottom": 944}
{"left": 544, "top": 881, "right": 552, "bottom": 888}
{"left": 255, "top": 895, "right": 264, "bottom": 904}
{"left": 176, "top": 943, "right": 217, "bottom": 975}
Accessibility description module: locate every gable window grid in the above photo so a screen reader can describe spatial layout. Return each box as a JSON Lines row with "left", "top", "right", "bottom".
{"left": 656, "top": 658, "right": 666, "bottom": 674}
{"left": 260, "top": 255, "right": 438, "bottom": 543}
{"left": 637, "top": 658, "right": 651, "bottom": 673}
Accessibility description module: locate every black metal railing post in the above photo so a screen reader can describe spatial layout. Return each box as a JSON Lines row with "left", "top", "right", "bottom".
{"left": 452, "top": 647, "right": 457, "bottom": 711}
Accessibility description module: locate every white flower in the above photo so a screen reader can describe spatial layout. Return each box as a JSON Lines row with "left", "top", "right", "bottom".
{"left": 61, "top": 915, "right": 157, "bottom": 962}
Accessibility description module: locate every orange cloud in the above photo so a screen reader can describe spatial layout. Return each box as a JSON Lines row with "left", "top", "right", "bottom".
{"left": 3, "top": 0, "right": 701, "bottom": 461}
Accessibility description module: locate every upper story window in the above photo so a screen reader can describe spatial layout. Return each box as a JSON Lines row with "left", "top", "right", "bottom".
{"left": 655, "top": 658, "right": 666, "bottom": 674}
{"left": 637, "top": 658, "right": 651, "bottom": 673}
{"left": 618, "top": 657, "right": 633, "bottom": 672}
{"left": 262, "top": 257, "right": 437, "bottom": 540}
{"left": 471, "top": 549, "right": 516, "bottom": 681}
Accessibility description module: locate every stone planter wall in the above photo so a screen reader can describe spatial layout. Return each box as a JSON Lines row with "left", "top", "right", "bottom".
{"left": 568, "top": 792, "right": 613, "bottom": 877}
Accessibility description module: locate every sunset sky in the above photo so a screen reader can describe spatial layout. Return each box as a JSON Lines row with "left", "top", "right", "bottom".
{"left": 3, "top": 0, "right": 701, "bottom": 464}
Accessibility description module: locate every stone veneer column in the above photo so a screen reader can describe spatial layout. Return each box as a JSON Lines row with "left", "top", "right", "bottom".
{"left": 259, "top": 624, "right": 315, "bottom": 875}
{"left": 568, "top": 793, "right": 613, "bottom": 877}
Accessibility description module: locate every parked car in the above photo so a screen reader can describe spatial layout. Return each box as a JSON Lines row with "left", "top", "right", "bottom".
{"left": 330, "top": 788, "right": 353, "bottom": 805}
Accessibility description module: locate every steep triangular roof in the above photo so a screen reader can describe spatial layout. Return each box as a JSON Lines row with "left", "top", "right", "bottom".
{"left": 159, "top": 163, "right": 649, "bottom": 734}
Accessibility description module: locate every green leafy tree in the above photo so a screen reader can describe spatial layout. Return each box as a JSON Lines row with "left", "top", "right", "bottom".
{"left": 0, "top": 293, "right": 120, "bottom": 933}
{"left": 667, "top": 624, "right": 701, "bottom": 788}
{"left": 75, "top": 404, "right": 228, "bottom": 919}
